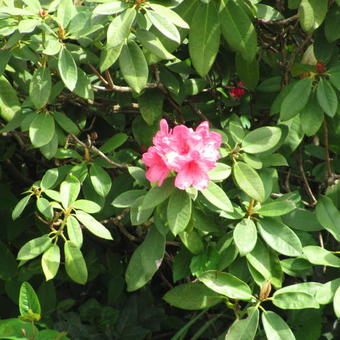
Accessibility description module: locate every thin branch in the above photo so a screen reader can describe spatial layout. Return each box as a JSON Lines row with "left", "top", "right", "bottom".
{"left": 88, "top": 64, "right": 109, "bottom": 86}
{"left": 323, "top": 118, "right": 333, "bottom": 180}
{"left": 187, "top": 98, "right": 209, "bottom": 121}
{"left": 69, "top": 134, "right": 128, "bottom": 169}
{"left": 298, "top": 148, "right": 317, "bottom": 206}
{"left": 258, "top": 14, "right": 299, "bottom": 25}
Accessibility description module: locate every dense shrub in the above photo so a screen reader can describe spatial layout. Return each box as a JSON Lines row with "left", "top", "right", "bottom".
{"left": 0, "top": 0, "right": 340, "bottom": 339}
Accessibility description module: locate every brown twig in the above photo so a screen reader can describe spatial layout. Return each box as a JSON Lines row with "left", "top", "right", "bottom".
{"left": 258, "top": 14, "right": 299, "bottom": 26}
{"left": 187, "top": 98, "right": 209, "bottom": 121}
{"left": 69, "top": 134, "right": 128, "bottom": 169}
{"left": 88, "top": 64, "right": 109, "bottom": 86}
{"left": 298, "top": 148, "right": 317, "bottom": 206}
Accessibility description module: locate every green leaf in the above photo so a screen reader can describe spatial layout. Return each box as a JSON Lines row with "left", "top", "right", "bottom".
{"left": 333, "top": 286, "right": 340, "bottom": 318}
{"left": 280, "top": 77, "right": 313, "bottom": 121}
{"left": 146, "top": 10, "right": 180, "bottom": 43}
{"left": 89, "top": 164, "right": 112, "bottom": 197}
{"left": 99, "top": 43, "right": 123, "bottom": 72}
{"left": 64, "top": 241, "right": 87, "bottom": 285}
{"left": 233, "top": 162, "right": 265, "bottom": 202}
{"left": 99, "top": 133, "right": 128, "bottom": 153}
{"left": 130, "top": 196, "right": 154, "bottom": 226}
{"left": 315, "top": 195, "right": 340, "bottom": 242}
{"left": 262, "top": 311, "right": 296, "bottom": 340}
{"left": 0, "top": 75, "right": 21, "bottom": 122}
{"left": 58, "top": 48, "right": 78, "bottom": 91}
{"left": 29, "top": 113, "right": 55, "bottom": 148}
{"left": 66, "top": 215, "right": 83, "bottom": 248}
{"left": 325, "top": 7, "right": 340, "bottom": 43}
{"left": 17, "top": 235, "right": 52, "bottom": 261}
{"left": 54, "top": 111, "right": 80, "bottom": 134}
{"left": 119, "top": 41, "right": 148, "bottom": 93}
{"left": 107, "top": 8, "right": 136, "bottom": 48}
{"left": 225, "top": 308, "right": 259, "bottom": 340}
{"left": 138, "top": 89, "right": 164, "bottom": 125}
{"left": 93, "top": 1, "right": 129, "bottom": 15}
{"left": 329, "top": 65, "right": 340, "bottom": 91}
{"left": 19, "top": 282, "right": 41, "bottom": 317}
{"left": 75, "top": 210, "right": 113, "bottom": 240}
{"left": 199, "top": 270, "right": 253, "bottom": 300}
{"left": 112, "top": 189, "right": 146, "bottom": 208}
{"left": 60, "top": 175, "right": 80, "bottom": 208}
{"left": 40, "top": 132, "right": 58, "bottom": 160}
{"left": 167, "top": 189, "right": 192, "bottom": 236}
{"left": 136, "top": 29, "right": 175, "bottom": 60}
{"left": 220, "top": 0, "right": 258, "bottom": 61}
{"left": 315, "top": 278, "right": 340, "bottom": 305}
{"left": 36, "top": 197, "right": 54, "bottom": 220}
{"left": 142, "top": 179, "right": 174, "bottom": 209}
{"left": 299, "top": 0, "right": 327, "bottom": 32}
{"left": 200, "top": 181, "right": 233, "bottom": 212}
{"left": 273, "top": 291, "right": 319, "bottom": 309}
{"left": 125, "top": 226, "right": 165, "bottom": 291}
{"left": 316, "top": 79, "right": 338, "bottom": 117}
{"left": 56, "top": 0, "right": 76, "bottom": 27}
{"left": 208, "top": 163, "right": 231, "bottom": 181}
{"left": 73, "top": 199, "right": 101, "bottom": 213}
{"left": 257, "top": 218, "right": 302, "bottom": 256}
{"left": 149, "top": 4, "right": 189, "bottom": 29}
{"left": 242, "top": 127, "right": 282, "bottom": 154}
{"left": 0, "top": 318, "right": 38, "bottom": 339}
{"left": 179, "top": 230, "right": 204, "bottom": 255}
{"left": 163, "top": 282, "right": 223, "bottom": 310}
{"left": 257, "top": 200, "right": 296, "bottom": 217}
{"left": 282, "top": 208, "right": 323, "bottom": 231}
{"left": 41, "top": 244, "right": 60, "bottom": 281}
{"left": 300, "top": 91, "right": 324, "bottom": 136}
{"left": 233, "top": 219, "right": 257, "bottom": 256}
{"left": 303, "top": 246, "right": 340, "bottom": 267}
{"left": 29, "top": 66, "right": 51, "bottom": 109}
{"left": 188, "top": 1, "right": 220, "bottom": 77}
{"left": 12, "top": 195, "right": 31, "bottom": 220}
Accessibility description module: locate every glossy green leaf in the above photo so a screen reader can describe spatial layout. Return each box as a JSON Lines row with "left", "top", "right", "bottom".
{"left": 316, "top": 79, "right": 338, "bottom": 117}
{"left": 73, "top": 199, "right": 101, "bottom": 213}
{"left": 149, "top": 4, "right": 189, "bottom": 29}
{"left": 29, "top": 66, "right": 51, "bottom": 109}
{"left": 208, "top": 163, "right": 231, "bottom": 181}
{"left": 64, "top": 241, "right": 87, "bottom": 285}
{"left": 300, "top": 91, "right": 324, "bottom": 136}
{"left": 119, "top": 41, "right": 148, "bottom": 93}
{"left": 163, "top": 282, "right": 223, "bottom": 310}
{"left": 225, "top": 308, "right": 259, "bottom": 340}
{"left": 146, "top": 10, "right": 180, "bottom": 43}
{"left": 333, "top": 286, "right": 340, "bottom": 318}
{"left": 99, "top": 43, "right": 123, "bottom": 72}
{"left": 262, "top": 311, "right": 296, "bottom": 340}
{"left": 220, "top": 0, "right": 258, "bottom": 61}
{"left": 242, "top": 127, "right": 282, "bottom": 154}
{"left": 315, "top": 195, "right": 340, "bottom": 242}
{"left": 179, "top": 230, "right": 204, "bottom": 255}
{"left": 107, "top": 8, "right": 136, "bottom": 48}
{"left": 167, "top": 189, "right": 192, "bottom": 236}
{"left": 19, "top": 282, "right": 41, "bottom": 317}
{"left": 0, "top": 318, "right": 38, "bottom": 339}
{"left": 93, "top": 1, "right": 129, "bottom": 15}
{"left": 257, "top": 218, "right": 302, "bottom": 256}
{"left": 138, "top": 89, "right": 164, "bottom": 125}
{"left": 282, "top": 208, "right": 323, "bottom": 232}
{"left": 41, "top": 244, "right": 60, "bottom": 281}
{"left": 54, "top": 111, "right": 80, "bottom": 134}
{"left": 233, "top": 162, "right": 265, "bottom": 202}
{"left": 280, "top": 77, "right": 313, "bottom": 121}
{"left": 329, "top": 65, "right": 340, "bottom": 91}
{"left": 199, "top": 270, "right": 253, "bottom": 300}
{"left": 12, "top": 195, "right": 31, "bottom": 220}
{"left": 0, "top": 75, "right": 21, "bottom": 122}
{"left": 136, "top": 29, "right": 175, "bottom": 60}
{"left": 17, "top": 235, "right": 52, "bottom": 261}
{"left": 315, "top": 278, "right": 340, "bottom": 305}
{"left": 99, "top": 133, "right": 128, "bottom": 153}
{"left": 89, "top": 164, "right": 112, "bottom": 197}
{"left": 325, "top": 7, "right": 340, "bottom": 42}
{"left": 66, "top": 215, "right": 83, "bottom": 248}
{"left": 58, "top": 48, "right": 78, "bottom": 91}
{"left": 257, "top": 200, "right": 296, "bottom": 217}
{"left": 130, "top": 196, "right": 154, "bottom": 226}
{"left": 60, "top": 175, "right": 80, "bottom": 209}
{"left": 56, "top": 0, "right": 75, "bottom": 27}
{"left": 36, "top": 197, "right": 54, "bottom": 220}
{"left": 189, "top": 2, "right": 220, "bottom": 77}
{"left": 299, "top": 0, "right": 327, "bottom": 32}
{"left": 142, "top": 179, "right": 174, "bottom": 209}
{"left": 125, "top": 226, "right": 165, "bottom": 291}
{"left": 200, "top": 181, "right": 233, "bottom": 212}
{"left": 29, "top": 113, "right": 55, "bottom": 148}
{"left": 273, "top": 291, "right": 319, "bottom": 309}
{"left": 76, "top": 210, "right": 112, "bottom": 240}
{"left": 233, "top": 219, "right": 257, "bottom": 256}
{"left": 112, "top": 189, "right": 146, "bottom": 208}
{"left": 303, "top": 246, "right": 340, "bottom": 267}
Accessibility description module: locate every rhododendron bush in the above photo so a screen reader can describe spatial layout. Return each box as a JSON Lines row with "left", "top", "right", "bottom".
{"left": 1, "top": 0, "right": 340, "bottom": 339}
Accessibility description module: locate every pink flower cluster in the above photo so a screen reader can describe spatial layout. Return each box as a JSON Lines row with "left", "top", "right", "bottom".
{"left": 142, "top": 119, "right": 222, "bottom": 190}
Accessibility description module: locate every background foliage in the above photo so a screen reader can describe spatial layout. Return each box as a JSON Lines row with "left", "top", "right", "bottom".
{"left": 0, "top": 0, "right": 340, "bottom": 339}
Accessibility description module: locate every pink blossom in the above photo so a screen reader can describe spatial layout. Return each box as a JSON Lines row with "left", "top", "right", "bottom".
{"left": 142, "top": 119, "right": 222, "bottom": 190}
